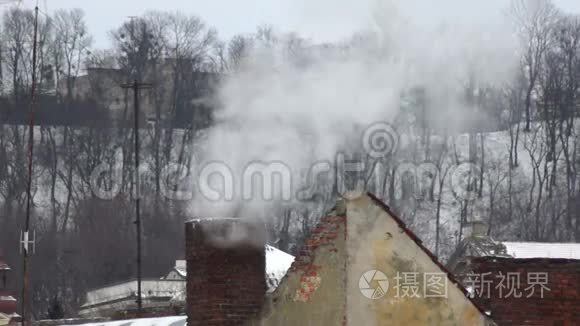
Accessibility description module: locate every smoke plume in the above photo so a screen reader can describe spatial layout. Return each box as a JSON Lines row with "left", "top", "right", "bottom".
{"left": 189, "top": 1, "right": 518, "bottom": 219}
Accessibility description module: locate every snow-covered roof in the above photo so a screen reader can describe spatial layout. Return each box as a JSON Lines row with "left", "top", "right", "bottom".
{"left": 174, "top": 267, "right": 186, "bottom": 278}
{"left": 174, "top": 260, "right": 186, "bottom": 278}
{"left": 265, "top": 245, "right": 295, "bottom": 293}
{"left": 503, "top": 242, "right": 580, "bottom": 260}
{"left": 186, "top": 217, "right": 239, "bottom": 223}
{"left": 62, "top": 316, "right": 186, "bottom": 326}
{"left": 0, "top": 260, "right": 9, "bottom": 271}
{"left": 81, "top": 280, "right": 185, "bottom": 308}
{"left": 170, "top": 245, "right": 294, "bottom": 292}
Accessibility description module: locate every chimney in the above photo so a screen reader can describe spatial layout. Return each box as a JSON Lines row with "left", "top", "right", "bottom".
{"left": 185, "top": 218, "right": 267, "bottom": 326}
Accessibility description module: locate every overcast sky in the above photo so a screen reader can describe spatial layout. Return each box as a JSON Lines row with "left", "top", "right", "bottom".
{"left": 3, "top": 0, "right": 580, "bottom": 48}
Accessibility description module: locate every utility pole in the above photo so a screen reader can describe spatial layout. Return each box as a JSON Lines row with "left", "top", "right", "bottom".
{"left": 121, "top": 80, "right": 152, "bottom": 317}
{"left": 21, "top": 5, "right": 39, "bottom": 326}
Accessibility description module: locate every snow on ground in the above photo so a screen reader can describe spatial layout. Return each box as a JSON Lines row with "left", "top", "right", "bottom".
{"left": 63, "top": 316, "right": 186, "bottom": 326}
{"left": 503, "top": 242, "right": 580, "bottom": 259}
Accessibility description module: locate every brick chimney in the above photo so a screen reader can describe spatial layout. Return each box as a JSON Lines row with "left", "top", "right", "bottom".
{"left": 185, "top": 218, "right": 267, "bottom": 326}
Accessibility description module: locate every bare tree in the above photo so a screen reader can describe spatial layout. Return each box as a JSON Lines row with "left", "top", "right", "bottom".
{"left": 52, "top": 9, "right": 92, "bottom": 100}
{"left": 216, "top": 34, "right": 253, "bottom": 72}
{"left": 510, "top": 0, "right": 560, "bottom": 132}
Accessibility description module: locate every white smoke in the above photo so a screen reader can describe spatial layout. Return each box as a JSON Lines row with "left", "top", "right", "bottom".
{"left": 189, "top": 1, "right": 518, "bottom": 219}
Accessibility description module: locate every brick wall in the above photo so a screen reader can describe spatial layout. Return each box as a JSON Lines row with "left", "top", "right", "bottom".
{"left": 185, "top": 219, "right": 266, "bottom": 326}
{"left": 469, "top": 257, "right": 580, "bottom": 326}
{"left": 249, "top": 214, "right": 347, "bottom": 325}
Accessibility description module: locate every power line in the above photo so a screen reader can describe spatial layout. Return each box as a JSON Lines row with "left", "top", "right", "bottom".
{"left": 120, "top": 13, "right": 155, "bottom": 318}
{"left": 20, "top": 5, "right": 39, "bottom": 326}
{"left": 121, "top": 80, "right": 152, "bottom": 318}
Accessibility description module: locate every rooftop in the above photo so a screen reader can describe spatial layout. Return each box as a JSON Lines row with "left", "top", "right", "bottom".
{"left": 502, "top": 242, "right": 580, "bottom": 260}
{"left": 265, "top": 245, "right": 295, "bottom": 292}
{"left": 66, "top": 316, "right": 186, "bottom": 326}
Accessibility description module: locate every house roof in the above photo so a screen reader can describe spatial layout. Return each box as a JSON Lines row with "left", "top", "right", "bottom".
{"left": 0, "top": 289, "right": 17, "bottom": 322}
{"left": 173, "top": 260, "right": 186, "bottom": 278}
{"left": 447, "top": 231, "right": 580, "bottom": 324}
{"left": 446, "top": 234, "right": 510, "bottom": 274}
{"left": 66, "top": 316, "right": 186, "bottom": 326}
{"left": 502, "top": 242, "right": 580, "bottom": 259}
{"left": 0, "top": 294, "right": 17, "bottom": 315}
{"left": 265, "top": 245, "right": 295, "bottom": 293}
{"left": 81, "top": 279, "right": 185, "bottom": 309}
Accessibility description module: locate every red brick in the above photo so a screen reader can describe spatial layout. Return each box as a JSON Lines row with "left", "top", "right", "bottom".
{"left": 185, "top": 219, "right": 266, "bottom": 326}
{"left": 467, "top": 257, "right": 580, "bottom": 326}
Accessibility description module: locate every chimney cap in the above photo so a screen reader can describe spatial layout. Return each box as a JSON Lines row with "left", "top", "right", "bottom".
{"left": 186, "top": 217, "right": 267, "bottom": 249}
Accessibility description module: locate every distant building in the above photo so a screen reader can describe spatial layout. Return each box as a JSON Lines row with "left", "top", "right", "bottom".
{"left": 78, "top": 277, "right": 185, "bottom": 319}
{"left": 448, "top": 221, "right": 580, "bottom": 325}
{"left": 78, "top": 246, "right": 294, "bottom": 320}
{"left": 161, "top": 260, "right": 186, "bottom": 281}
{"left": 77, "top": 259, "right": 191, "bottom": 319}
{"left": 56, "top": 59, "right": 220, "bottom": 127}
{"left": 0, "top": 249, "right": 19, "bottom": 326}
